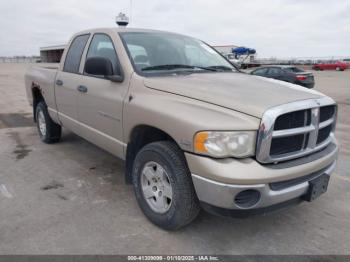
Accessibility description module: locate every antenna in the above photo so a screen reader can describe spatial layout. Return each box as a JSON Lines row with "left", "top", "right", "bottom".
{"left": 129, "top": 0, "right": 133, "bottom": 25}
{"left": 116, "top": 12, "right": 129, "bottom": 27}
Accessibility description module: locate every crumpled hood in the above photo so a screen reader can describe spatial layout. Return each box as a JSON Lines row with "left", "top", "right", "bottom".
{"left": 144, "top": 72, "right": 324, "bottom": 118}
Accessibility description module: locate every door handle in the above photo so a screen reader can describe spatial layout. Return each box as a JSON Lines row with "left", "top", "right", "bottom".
{"left": 56, "top": 79, "right": 63, "bottom": 86}
{"left": 77, "top": 85, "right": 88, "bottom": 93}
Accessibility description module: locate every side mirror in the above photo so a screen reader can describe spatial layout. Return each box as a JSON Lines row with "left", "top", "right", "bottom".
{"left": 85, "top": 57, "right": 124, "bottom": 82}
{"left": 106, "top": 75, "right": 124, "bottom": 82}
{"left": 85, "top": 57, "right": 113, "bottom": 76}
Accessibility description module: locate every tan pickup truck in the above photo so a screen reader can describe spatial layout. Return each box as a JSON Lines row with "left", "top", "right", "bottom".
{"left": 25, "top": 28, "right": 338, "bottom": 230}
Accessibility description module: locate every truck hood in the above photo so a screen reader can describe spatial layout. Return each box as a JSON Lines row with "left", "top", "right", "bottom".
{"left": 144, "top": 72, "right": 324, "bottom": 118}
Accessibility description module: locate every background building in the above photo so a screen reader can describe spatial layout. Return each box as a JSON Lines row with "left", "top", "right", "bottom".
{"left": 40, "top": 45, "right": 65, "bottom": 63}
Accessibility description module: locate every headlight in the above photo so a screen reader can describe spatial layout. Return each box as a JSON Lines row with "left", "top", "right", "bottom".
{"left": 194, "top": 131, "right": 256, "bottom": 158}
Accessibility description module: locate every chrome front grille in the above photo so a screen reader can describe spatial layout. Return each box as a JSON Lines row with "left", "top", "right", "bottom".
{"left": 256, "top": 97, "right": 337, "bottom": 163}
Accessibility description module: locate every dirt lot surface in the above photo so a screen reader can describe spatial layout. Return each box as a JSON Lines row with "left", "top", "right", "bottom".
{"left": 0, "top": 63, "right": 349, "bottom": 254}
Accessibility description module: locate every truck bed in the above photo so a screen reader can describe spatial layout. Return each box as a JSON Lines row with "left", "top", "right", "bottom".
{"left": 24, "top": 65, "right": 59, "bottom": 112}
{"left": 37, "top": 63, "right": 60, "bottom": 70}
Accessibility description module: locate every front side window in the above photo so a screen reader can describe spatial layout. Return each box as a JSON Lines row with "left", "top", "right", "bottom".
{"left": 119, "top": 32, "right": 235, "bottom": 75}
{"left": 85, "top": 34, "right": 120, "bottom": 75}
{"left": 63, "top": 34, "right": 90, "bottom": 73}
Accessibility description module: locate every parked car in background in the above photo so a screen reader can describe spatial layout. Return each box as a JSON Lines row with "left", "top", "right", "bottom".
{"left": 250, "top": 66, "right": 315, "bottom": 88}
{"left": 312, "top": 61, "right": 349, "bottom": 71}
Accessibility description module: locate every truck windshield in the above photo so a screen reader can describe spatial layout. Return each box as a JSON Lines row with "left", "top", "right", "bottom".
{"left": 119, "top": 32, "right": 235, "bottom": 75}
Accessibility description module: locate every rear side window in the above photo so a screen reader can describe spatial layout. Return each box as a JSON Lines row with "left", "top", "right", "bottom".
{"left": 63, "top": 34, "right": 90, "bottom": 73}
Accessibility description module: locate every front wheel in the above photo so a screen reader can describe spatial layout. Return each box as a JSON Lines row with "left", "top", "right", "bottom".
{"left": 132, "top": 141, "right": 200, "bottom": 230}
{"left": 36, "top": 101, "right": 62, "bottom": 143}
{"left": 336, "top": 66, "right": 340, "bottom": 71}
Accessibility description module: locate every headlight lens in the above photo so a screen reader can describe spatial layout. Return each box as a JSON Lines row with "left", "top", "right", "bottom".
{"left": 194, "top": 131, "right": 256, "bottom": 158}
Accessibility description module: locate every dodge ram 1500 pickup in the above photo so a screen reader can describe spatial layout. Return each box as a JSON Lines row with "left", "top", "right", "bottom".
{"left": 25, "top": 28, "right": 338, "bottom": 230}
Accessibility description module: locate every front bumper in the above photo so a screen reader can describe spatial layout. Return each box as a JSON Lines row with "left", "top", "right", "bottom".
{"left": 192, "top": 161, "right": 335, "bottom": 211}
{"left": 186, "top": 142, "right": 338, "bottom": 213}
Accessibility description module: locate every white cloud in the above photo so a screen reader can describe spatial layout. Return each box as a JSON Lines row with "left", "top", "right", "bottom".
{"left": 0, "top": 0, "right": 349, "bottom": 57}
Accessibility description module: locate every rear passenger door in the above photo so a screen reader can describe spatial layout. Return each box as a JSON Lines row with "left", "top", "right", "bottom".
{"left": 55, "top": 34, "right": 90, "bottom": 134}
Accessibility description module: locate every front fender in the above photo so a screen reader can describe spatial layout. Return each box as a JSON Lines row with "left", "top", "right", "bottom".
{"left": 123, "top": 76, "right": 260, "bottom": 152}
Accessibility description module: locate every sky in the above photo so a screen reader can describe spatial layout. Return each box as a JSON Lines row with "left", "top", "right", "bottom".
{"left": 0, "top": 0, "right": 349, "bottom": 58}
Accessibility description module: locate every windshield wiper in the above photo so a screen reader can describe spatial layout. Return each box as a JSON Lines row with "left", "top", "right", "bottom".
{"left": 204, "top": 65, "right": 234, "bottom": 71}
{"left": 141, "top": 64, "right": 217, "bottom": 72}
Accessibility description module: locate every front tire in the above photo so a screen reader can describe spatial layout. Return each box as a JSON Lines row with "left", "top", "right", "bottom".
{"left": 336, "top": 66, "right": 340, "bottom": 71}
{"left": 132, "top": 141, "right": 200, "bottom": 230}
{"left": 35, "top": 101, "right": 61, "bottom": 144}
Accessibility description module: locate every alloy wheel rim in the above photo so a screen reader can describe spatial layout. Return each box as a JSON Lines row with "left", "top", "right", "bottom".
{"left": 38, "top": 110, "right": 46, "bottom": 137}
{"left": 141, "top": 161, "right": 173, "bottom": 214}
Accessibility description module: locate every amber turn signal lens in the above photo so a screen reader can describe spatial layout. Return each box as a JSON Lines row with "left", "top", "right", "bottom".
{"left": 194, "top": 132, "right": 209, "bottom": 153}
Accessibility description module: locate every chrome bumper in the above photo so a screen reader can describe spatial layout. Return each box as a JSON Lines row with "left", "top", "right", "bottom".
{"left": 192, "top": 161, "right": 336, "bottom": 210}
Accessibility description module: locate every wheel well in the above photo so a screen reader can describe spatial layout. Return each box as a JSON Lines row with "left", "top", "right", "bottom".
{"left": 125, "top": 125, "right": 176, "bottom": 184}
{"left": 32, "top": 85, "right": 44, "bottom": 122}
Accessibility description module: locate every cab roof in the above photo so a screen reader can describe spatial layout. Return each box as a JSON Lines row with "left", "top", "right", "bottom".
{"left": 74, "top": 27, "right": 187, "bottom": 36}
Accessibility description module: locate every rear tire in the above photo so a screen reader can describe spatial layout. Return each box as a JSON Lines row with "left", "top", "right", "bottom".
{"left": 35, "top": 101, "right": 61, "bottom": 144}
{"left": 132, "top": 141, "right": 200, "bottom": 230}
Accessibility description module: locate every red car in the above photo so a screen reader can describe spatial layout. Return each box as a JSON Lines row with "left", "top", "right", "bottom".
{"left": 313, "top": 61, "right": 349, "bottom": 71}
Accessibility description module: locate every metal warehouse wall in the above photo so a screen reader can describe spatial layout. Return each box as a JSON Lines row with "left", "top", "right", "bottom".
{"left": 40, "top": 49, "right": 64, "bottom": 63}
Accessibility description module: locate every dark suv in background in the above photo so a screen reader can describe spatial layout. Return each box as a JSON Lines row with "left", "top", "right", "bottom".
{"left": 250, "top": 66, "right": 315, "bottom": 88}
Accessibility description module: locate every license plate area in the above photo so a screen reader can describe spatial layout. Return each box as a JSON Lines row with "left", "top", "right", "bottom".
{"left": 303, "top": 174, "right": 330, "bottom": 202}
